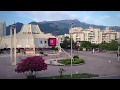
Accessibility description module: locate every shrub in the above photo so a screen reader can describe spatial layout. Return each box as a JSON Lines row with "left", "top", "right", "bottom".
{"left": 74, "top": 58, "right": 84, "bottom": 64}
{"left": 73, "top": 55, "right": 79, "bottom": 59}
{"left": 58, "top": 68, "right": 66, "bottom": 77}
{"left": 73, "top": 58, "right": 80, "bottom": 64}
{"left": 15, "top": 56, "right": 47, "bottom": 79}
{"left": 51, "top": 46, "right": 58, "bottom": 50}
{"left": 57, "top": 58, "right": 84, "bottom": 65}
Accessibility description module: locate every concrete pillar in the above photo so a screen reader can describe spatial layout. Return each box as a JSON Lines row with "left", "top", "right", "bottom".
{"left": 10, "top": 26, "right": 13, "bottom": 65}
{"left": 33, "top": 45, "right": 35, "bottom": 54}
{"left": 58, "top": 46, "right": 62, "bottom": 53}
{"left": 13, "top": 26, "right": 16, "bottom": 65}
{"left": 10, "top": 25, "right": 16, "bottom": 65}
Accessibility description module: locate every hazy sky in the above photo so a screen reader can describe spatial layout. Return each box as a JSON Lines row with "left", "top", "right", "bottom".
{"left": 0, "top": 11, "right": 120, "bottom": 26}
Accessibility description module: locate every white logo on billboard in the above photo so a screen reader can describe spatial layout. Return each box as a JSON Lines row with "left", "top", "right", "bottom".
{"left": 50, "top": 40, "right": 53, "bottom": 44}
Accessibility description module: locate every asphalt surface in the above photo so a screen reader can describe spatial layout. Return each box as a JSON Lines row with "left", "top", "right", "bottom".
{"left": 0, "top": 50, "right": 120, "bottom": 79}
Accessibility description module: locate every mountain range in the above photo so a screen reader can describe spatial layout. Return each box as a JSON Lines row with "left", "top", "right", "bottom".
{"left": 6, "top": 19, "right": 120, "bottom": 36}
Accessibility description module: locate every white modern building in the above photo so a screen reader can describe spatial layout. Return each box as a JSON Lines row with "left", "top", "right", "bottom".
{"left": 0, "top": 22, "right": 6, "bottom": 36}
{"left": 0, "top": 24, "right": 61, "bottom": 53}
{"left": 69, "top": 26, "right": 120, "bottom": 44}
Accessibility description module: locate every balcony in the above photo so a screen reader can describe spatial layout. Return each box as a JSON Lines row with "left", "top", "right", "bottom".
{"left": 76, "top": 38, "right": 80, "bottom": 41}
{"left": 76, "top": 36, "right": 80, "bottom": 38}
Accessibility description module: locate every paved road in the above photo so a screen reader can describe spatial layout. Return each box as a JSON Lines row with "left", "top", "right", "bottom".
{"left": 67, "top": 50, "right": 118, "bottom": 62}
{"left": 0, "top": 50, "right": 120, "bottom": 79}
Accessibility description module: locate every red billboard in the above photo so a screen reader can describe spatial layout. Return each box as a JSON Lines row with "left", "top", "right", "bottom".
{"left": 48, "top": 38, "right": 56, "bottom": 46}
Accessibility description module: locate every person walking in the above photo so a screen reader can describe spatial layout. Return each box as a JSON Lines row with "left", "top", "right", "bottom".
{"left": 92, "top": 48, "right": 95, "bottom": 54}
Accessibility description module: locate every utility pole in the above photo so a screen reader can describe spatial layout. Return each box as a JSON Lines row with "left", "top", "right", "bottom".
{"left": 118, "top": 46, "right": 120, "bottom": 61}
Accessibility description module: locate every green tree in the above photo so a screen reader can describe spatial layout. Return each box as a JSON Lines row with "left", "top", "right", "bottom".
{"left": 99, "top": 42, "right": 109, "bottom": 50}
{"left": 80, "top": 41, "right": 91, "bottom": 48}
{"left": 108, "top": 40, "right": 119, "bottom": 51}
{"left": 51, "top": 46, "right": 58, "bottom": 50}
{"left": 91, "top": 43, "right": 99, "bottom": 49}
{"left": 60, "top": 36, "right": 74, "bottom": 49}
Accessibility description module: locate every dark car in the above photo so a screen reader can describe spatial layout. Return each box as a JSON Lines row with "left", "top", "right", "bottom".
{"left": 117, "top": 54, "right": 120, "bottom": 57}
{"left": 39, "top": 51, "right": 48, "bottom": 56}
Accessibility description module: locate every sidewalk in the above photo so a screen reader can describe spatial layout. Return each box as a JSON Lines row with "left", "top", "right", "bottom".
{"left": 90, "top": 74, "right": 120, "bottom": 79}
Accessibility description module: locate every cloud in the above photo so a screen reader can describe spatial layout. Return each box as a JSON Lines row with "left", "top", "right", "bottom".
{"left": 74, "top": 11, "right": 93, "bottom": 22}
{"left": 15, "top": 11, "right": 113, "bottom": 26}
{"left": 15, "top": 11, "right": 92, "bottom": 25}
{"left": 116, "top": 14, "right": 120, "bottom": 18}
{"left": 100, "top": 15, "right": 110, "bottom": 19}
{"left": 82, "top": 15, "right": 91, "bottom": 22}
{"left": 90, "top": 15, "right": 110, "bottom": 26}
{"left": 16, "top": 11, "right": 93, "bottom": 23}
{"left": 16, "top": 11, "right": 76, "bottom": 22}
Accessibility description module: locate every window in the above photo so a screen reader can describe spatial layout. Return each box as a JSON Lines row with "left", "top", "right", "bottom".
{"left": 76, "top": 34, "right": 79, "bottom": 37}
{"left": 40, "top": 41, "right": 42, "bottom": 44}
{"left": 28, "top": 32, "right": 31, "bottom": 34}
{"left": 45, "top": 41, "right": 47, "bottom": 44}
{"left": 23, "top": 32, "right": 26, "bottom": 34}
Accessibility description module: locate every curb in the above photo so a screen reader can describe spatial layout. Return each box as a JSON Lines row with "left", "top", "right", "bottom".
{"left": 63, "top": 62, "right": 85, "bottom": 66}
{"left": 47, "top": 62, "right": 85, "bottom": 66}
{"left": 90, "top": 74, "right": 120, "bottom": 79}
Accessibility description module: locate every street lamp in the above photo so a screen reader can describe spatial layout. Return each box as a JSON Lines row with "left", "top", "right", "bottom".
{"left": 70, "top": 22, "right": 74, "bottom": 78}
{"left": 118, "top": 46, "right": 120, "bottom": 61}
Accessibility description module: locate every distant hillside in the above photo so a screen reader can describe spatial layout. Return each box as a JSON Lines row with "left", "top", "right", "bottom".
{"left": 6, "top": 19, "right": 120, "bottom": 36}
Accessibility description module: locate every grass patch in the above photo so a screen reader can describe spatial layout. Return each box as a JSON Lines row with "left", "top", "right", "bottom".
{"left": 37, "top": 73, "right": 99, "bottom": 79}
{"left": 57, "top": 58, "right": 84, "bottom": 65}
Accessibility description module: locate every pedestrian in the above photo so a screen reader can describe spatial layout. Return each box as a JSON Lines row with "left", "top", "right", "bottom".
{"left": 92, "top": 48, "right": 95, "bottom": 54}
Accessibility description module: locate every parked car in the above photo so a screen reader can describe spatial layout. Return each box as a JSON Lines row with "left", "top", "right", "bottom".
{"left": 43, "top": 52, "right": 48, "bottom": 56}
{"left": 117, "top": 54, "right": 120, "bottom": 57}
{"left": 39, "top": 51, "right": 48, "bottom": 56}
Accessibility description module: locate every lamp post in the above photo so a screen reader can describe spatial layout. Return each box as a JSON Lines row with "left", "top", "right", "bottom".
{"left": 118, "top": 46, "right": 120, "bottom": 61}
{"left": 70, "top": 22, "right": 74, "bottom": 78}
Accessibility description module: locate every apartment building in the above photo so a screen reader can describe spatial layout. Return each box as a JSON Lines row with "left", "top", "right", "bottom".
{"left": 69, "top": 26, "right": 120, "bottom": 44}
{"left": 101, "top": 27, "right": 117, "bottom": 43}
